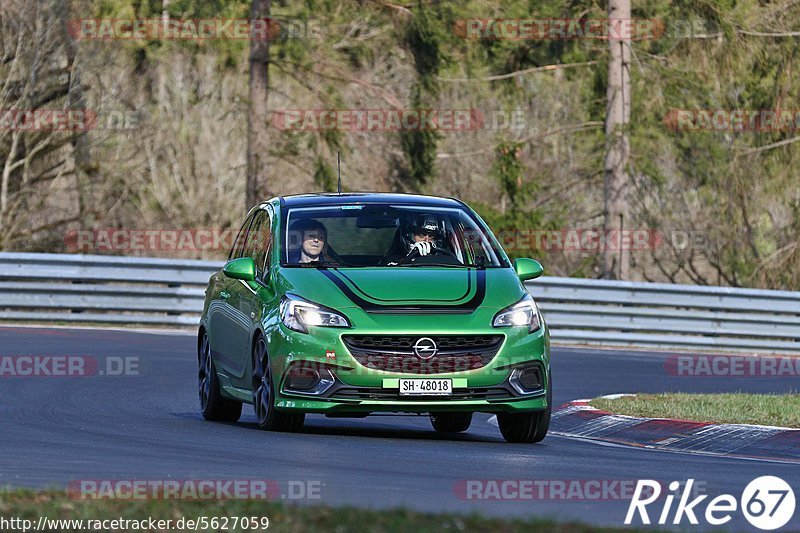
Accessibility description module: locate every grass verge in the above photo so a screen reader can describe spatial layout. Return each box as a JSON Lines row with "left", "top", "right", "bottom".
{"left": 0, "top": 489, "right": 633, "bottom": 533}
{"left": 590, "top": 393, "right": 800, "bottom": 428}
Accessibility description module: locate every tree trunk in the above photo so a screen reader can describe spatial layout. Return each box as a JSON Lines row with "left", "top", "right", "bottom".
{"left": 602, "top": 0, "right": 631, "bottom": 279}
{"left": 59, "top": 0, "right": 96, "bottom": 226}
{"left": 246, "top": 0, "right": 271, "bottom": 208}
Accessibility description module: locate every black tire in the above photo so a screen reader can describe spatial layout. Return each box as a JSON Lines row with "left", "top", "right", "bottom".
{"left": 252, "top": 336, "right": 305, "bottom": 432}
{"left": 497, "top": 374, "right": 552, "bottom": 443}
{"left": 199, "top": 331, "right": 242, "bottom": 422}
{"left": 430, "top": 412, "right": 473, "bottom": 433}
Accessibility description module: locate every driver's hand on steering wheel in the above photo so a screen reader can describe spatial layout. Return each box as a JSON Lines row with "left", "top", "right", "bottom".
{"left": 409, "top": 241, "right": 432, "bottom": 256}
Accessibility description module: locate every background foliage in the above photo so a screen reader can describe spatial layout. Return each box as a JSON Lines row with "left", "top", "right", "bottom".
{"left": 1, "top": 0, "right": 799, "bottom": 289}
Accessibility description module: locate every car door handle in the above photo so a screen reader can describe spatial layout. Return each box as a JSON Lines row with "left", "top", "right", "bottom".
{"left": 220, "top": 291, "right": 230, "bottom": 300}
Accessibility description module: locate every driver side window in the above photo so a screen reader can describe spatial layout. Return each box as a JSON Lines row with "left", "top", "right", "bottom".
{"left": 229, "top": 213, "right": 256, "bottom": 261}
{"left": 244, "top": 209, "right": 271, "bottom": 279}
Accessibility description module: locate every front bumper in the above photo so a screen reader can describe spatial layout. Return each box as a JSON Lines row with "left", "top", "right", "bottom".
{"left": 277, "top": 367, "right": 548, "bottom": 414}
{"left": 267, "top": 314, "right": 551, "bottom": 414}
{"left": 276, "top": 394, "right": 548, "bottom": 414}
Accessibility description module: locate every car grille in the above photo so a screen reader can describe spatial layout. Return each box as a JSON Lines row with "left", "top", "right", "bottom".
{"left": 341, "top": 335, "right": 503, "bottom": 375}
{"left": 344, "top": 335, "right": 501, "bottom": 351}
{"left": 329, "top": 386, "right": 513, "bottom": 401}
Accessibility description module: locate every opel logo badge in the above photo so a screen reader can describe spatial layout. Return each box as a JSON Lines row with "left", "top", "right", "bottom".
{"left": 413, "top": 337, "right": 438, "bottom": 360}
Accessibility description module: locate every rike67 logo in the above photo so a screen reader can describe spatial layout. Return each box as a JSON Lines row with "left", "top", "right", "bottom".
{"left": 625, "top": 477, "right": 795, "bottom": 530}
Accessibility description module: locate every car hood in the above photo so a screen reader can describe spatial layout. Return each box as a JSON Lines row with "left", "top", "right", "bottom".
{"left": 275, "top": 267, "right": 525, "bottom": 312}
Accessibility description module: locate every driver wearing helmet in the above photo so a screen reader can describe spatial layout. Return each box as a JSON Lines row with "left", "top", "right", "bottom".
{"left": 404, "top": 214, "right": 443, "bottom": 257}
{"left": 384, "top": 214, "right": 446, "bottom": 265}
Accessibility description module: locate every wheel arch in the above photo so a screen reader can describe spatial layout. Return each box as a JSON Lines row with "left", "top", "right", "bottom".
{"left": 249, "top": 327, "right": 268, "bottom": 378}
{"left": 197, "top": 325, "right": 207, "bottom": 364}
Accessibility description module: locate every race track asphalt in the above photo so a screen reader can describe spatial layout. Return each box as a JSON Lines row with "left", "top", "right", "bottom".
{"left": 1, "top": 326, "right": 798, "bottom": 532}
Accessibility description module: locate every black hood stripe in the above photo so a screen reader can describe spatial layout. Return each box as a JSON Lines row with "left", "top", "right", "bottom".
{"left": 320, "top": 269, "right": 486, "bottom": 314}
{"left": 333, "top": 269, "right": 474, "bottom": 304}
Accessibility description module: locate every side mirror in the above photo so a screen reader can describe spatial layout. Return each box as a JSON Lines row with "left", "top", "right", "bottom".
{"left": 514, "top": 258, "right": 544, "bottom": 281}
{"left": 223, "top": 257, "right": 256, "bottom": 282}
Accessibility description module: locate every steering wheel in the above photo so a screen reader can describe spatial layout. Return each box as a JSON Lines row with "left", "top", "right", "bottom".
{"left": 397, "top": 246, "right": 458, "bottom": 265}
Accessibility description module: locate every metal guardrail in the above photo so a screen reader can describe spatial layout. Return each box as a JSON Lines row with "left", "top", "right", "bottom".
{"left": 0, "top": 253, "right": 215, "bottom": 327}
{"left": 1, "top": 252, "right": 798, "bottom": 354}
{"left": 527, "top": 278, "right": 800, "bottom": 354}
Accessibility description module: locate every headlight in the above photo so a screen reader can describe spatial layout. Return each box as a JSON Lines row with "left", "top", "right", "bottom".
{"left": 280, "top": 294, "right": 350, "bottom": 333}
{"left": 492, "top": 294, "right": 541, "bottom": 333}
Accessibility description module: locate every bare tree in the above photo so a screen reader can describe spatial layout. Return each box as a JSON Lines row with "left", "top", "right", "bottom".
{"left": 246, "top": 0, "right": 271, "bottom": 208}
{"left": 58, "top": 0, "right": 96, "bottom": 225}
{"left": 602, "top": 0, "right": 631, "bottom": 279}
{"left": 0, "top": 0, "right": 80, "bottom": 251}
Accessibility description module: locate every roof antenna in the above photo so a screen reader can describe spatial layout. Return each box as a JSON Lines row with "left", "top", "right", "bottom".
{"left": 337, "top": 152, "right": 342, "bottom": 195}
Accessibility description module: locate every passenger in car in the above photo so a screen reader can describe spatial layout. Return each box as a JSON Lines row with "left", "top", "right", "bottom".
{"left": 288, "top": 219, "right": 331, "bottom": 263}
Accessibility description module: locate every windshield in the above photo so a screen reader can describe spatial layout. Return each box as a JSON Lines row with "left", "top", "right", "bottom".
{"left": 281, "top": 204, "right": 507, "bottom": 268}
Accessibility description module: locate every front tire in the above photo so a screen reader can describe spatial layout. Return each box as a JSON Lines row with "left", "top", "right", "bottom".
{"left": 252, "top": 336, "right": 305, "bottom": 432}
{"left": 430, "top": 412, "right": 472, "bottom": 433}
{"left": 497, "top": 374, "right": 551, "bottom": 443}
{"left": 199, "top": 331, "right": 242, "bottom": 422}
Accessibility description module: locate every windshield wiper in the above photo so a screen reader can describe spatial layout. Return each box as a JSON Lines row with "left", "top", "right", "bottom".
{"left": 397, "top": 262, "right": 474, "bottom": 268}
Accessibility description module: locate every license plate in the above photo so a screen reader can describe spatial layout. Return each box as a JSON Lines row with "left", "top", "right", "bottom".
{"left": 398, "top": 378, "right": 452, "bottom": 396}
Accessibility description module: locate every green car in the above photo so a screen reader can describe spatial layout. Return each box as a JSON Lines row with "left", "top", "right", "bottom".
{"left": 198, "top": 193, "right": 551, "bottom": 443}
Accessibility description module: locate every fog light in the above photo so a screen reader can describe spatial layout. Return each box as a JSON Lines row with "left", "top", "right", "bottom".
{"left": 509, "top": 365, "right": 544, "bottom": 395}
{"left": 518, "top": 367, "right": 542, "bottom": 390}
{"left": 287, "top": 368, "right": 320, "bottom": 390}
{"left": 282, "top": 365, "right": 335, "bottom": 396}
